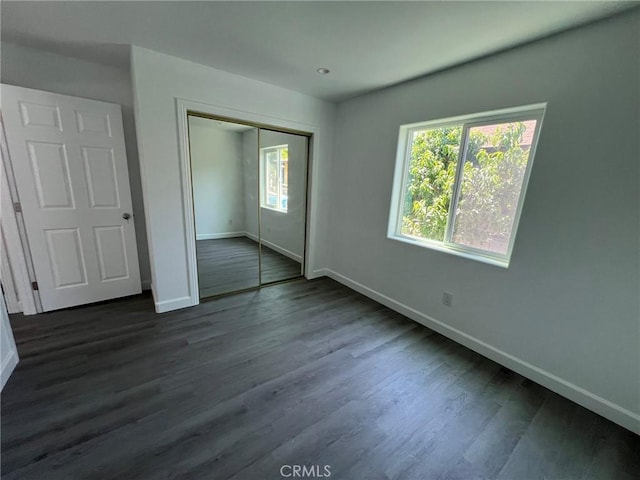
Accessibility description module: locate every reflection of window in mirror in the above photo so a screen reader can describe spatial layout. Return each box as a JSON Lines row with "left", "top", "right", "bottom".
{"left": 260, "top": 144, "right": 288, "bottom": 212}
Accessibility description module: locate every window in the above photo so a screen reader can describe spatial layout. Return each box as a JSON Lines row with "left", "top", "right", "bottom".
{"left": 261, "top": 144, "right": 288, "bottom": 212}
{"left": 388, "top": 104, "right": 545, "bottom": 267}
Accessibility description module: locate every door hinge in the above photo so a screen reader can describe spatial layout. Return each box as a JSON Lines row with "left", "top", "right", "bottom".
{"left": 31, "top": 281, "right": 39, "bottom": 291}
{"left": 14, "top": 202, "right": 21, "bottom": 213}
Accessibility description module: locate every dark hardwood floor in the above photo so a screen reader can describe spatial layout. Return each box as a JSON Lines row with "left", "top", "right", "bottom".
{"left": 1, "top": 278, "right": 638, "bottom": 479}
{"left": 196, "top": 237, "right": 302, "bottom": 298}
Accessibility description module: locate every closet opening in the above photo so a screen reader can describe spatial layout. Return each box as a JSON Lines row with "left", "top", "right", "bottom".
{"left": 186, "top": 112, "right": 311, "bottom": 299}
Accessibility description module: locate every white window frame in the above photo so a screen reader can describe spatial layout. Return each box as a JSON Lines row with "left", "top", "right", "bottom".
{"left": 260, "top": 144, "right": 288, "bottom": 213}
{"left": 388, "top": 103, "right": 546, "bottom": 268}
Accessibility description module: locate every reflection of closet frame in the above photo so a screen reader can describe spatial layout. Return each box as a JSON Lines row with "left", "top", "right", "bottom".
{"left": 177, "top": 100, "right": 314, "bottom": 303}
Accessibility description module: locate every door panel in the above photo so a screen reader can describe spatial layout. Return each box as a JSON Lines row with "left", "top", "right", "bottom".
{"left": 45, "top": 228, "right": 87, "bottom": 288}
{"left": 19, "top": 101, "right": 62, "bottom": 129}
{"left": 2, "top": 84, "right": 141, "bottom": 311}
{"left": 75, "top": 110, "right": 112, "bottom": 136}
{"left": 27, "top": 141, "right": 75, "bottom": 208}
{"left": 82, "top": 147, "right": 120, "bottom": 208}
{"left": 94, "top": 226, "right": 129, "bottom": 281}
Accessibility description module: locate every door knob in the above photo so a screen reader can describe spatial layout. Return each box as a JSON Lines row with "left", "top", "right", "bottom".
{"left": 122, "top": 212, "right": 131, "bottom": 221}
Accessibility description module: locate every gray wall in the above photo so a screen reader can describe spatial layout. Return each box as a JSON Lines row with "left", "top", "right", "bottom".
{"left": 328, "top": 11, "right": 639, "bottom": 424}
{"left": 0, "top": 42, "right": 151, "bottom": 289}
{"left": 188, "top": 117, "right": 246, "bottom": 238}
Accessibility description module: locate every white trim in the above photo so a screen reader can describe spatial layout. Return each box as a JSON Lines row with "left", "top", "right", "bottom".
{"left": 0, "top": 349, "right": 18, "bottom": 391}
{"left": 260, "top": 205, "right": 288, "bottom": 214}
{"left": 398, "top": 103, "right": 548, "bottom": 131}
{"left": 176, "top": 100, "right": 200, "bottom": 308}
{"left": 196, "top": 232, "right": 245, "bottom": 241}
{"left": 0, "top": 115, "right": 39, "bottom": 315}
{"left": 244, "top": 232, "right": 302, "bottom": 263}
{"left": 244, "top": 232, "right": 259, "bottom": 242}
{"left": 389, "top": 234, "right": 510, "bottom": 268}
{"left": 154, "top": 295, "right": 194, "bottom": 314}
{"left": 0, "top": 293, "right": 19, "bottom": 391}
{"left": 443, "top": 122, "right": 471, "bottom": 245}
{"left": 307, "top": 268, "right": 329, "bottom": 280}
{"left": 261, "top": 239, "right": 302, "bottom": 264}
{"left": 323, "top": 268, "right": 640, "bottom": 435}
{"left": 1, "top": 232, "right": 21, "bottom": 313}
{"left": 131, "top": 56, "right": 161, "bottom": 312}
{"left": 150, "top": 282, "right": 158, "bottom": 306}
{"left": 176, "top": 98, "right": 321, "bottom": 310}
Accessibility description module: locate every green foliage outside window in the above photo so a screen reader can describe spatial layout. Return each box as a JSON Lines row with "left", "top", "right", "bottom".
{"left": 401, "top": 122, "right": 531, "bottom": 253}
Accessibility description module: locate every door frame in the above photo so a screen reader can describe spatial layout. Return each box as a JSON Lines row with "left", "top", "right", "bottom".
{"left": 0, "top": 292, "right": 19, "bottom": 391}
{"left": 176, "top": 98, "right": 319, "bottom": 306}
{"left": 0, "top": 114, "right": 41, "bottom": 315}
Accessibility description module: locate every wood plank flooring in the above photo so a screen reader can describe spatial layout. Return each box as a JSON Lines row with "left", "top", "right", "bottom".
{"left": 1, "top": 278, "right": 638, "bottom": 479}
{"left": 196, "top": 237, "right": 302, "bottom": 298}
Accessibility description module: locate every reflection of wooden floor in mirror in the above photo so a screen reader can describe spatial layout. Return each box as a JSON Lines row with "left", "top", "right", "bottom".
{"left": 196, "top": 237, "right": 302, "bottom": 298}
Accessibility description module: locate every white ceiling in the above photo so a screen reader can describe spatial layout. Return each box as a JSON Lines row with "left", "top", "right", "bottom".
{"left": 2, "top": 1, "right": 636, "bottom": 102}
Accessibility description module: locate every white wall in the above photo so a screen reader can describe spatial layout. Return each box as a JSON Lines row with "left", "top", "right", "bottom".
{"left": 328, "top": 12, "right": 640, "bottom": 432}
{"left": 188, "top": 117, "right": 246, "bottom": 239}
{"left": 244, "top": 130, "right": 307, "bottom": 261}
{"left": 131, "top": 47, "right": 336, "bottom": 312}
{"left": 0, "top": 42, "right": 151, "bottom": 289}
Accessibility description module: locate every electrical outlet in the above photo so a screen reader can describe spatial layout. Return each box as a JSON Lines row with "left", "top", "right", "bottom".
{"left": 442, "top": 292, "right": 453, "bottom": 307}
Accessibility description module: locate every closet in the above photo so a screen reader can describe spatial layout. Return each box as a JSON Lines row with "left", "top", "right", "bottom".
{"left": 188, "top": 114, "right": 309, "bottom": 298}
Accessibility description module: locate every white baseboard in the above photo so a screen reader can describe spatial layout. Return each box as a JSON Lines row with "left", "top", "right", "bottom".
{"left": 260, "top": 238, "right": 302, "bottom": 263}
{"left": 196, "top": 232, "right": 245, "bottom": 241}
{"left": 323, "top": 268, "right": 640, "bottom": 435}
{"left": 244, "top": 232, "right": 258, "bottom": 241}
{"left": 243, "top": 232, "right": 302, "bottom": 263}
{"left": 307, "top": 268, "right": 329, "bottom": 280}
{"left": 1, "top": 350, "right": 19, "bottom": 392}
{"left": 154, "top": 295, "right": 195, "bottom": 313}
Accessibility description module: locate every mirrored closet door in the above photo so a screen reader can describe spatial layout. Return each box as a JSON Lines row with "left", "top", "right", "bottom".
{"left": 188, "top": 114, "right": 309, "bottom": 299}
{"left": 189, "top": 115, "right": 259, "bottom": 298}
{"left": 258, "top": 130, "right": 307, "bottom": 284}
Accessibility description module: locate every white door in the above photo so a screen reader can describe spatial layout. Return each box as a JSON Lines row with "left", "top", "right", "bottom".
{"left": 1, "top": 84, "right": 141, "bottom": 311}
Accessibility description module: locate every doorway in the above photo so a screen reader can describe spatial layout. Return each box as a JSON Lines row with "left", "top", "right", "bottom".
{"left": 187, "top": 113, "right": 310, "bottom": 299}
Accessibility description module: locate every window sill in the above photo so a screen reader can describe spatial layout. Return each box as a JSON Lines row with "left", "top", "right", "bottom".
{"left": 388, "top": 234, "right": 510, "bottom": 269}
{"left": 261, "top": 205, "right": 287, "bottom": 214}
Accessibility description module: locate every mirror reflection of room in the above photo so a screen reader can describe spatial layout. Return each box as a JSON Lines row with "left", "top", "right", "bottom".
{"left": 257, "top": 130, "right": 307, "bottom": 284}
{"left": 189, "top": 116, "right": 259, "bottom": 298}
{"left": 189, "top": 116, "right": 308, "bottom": 299}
